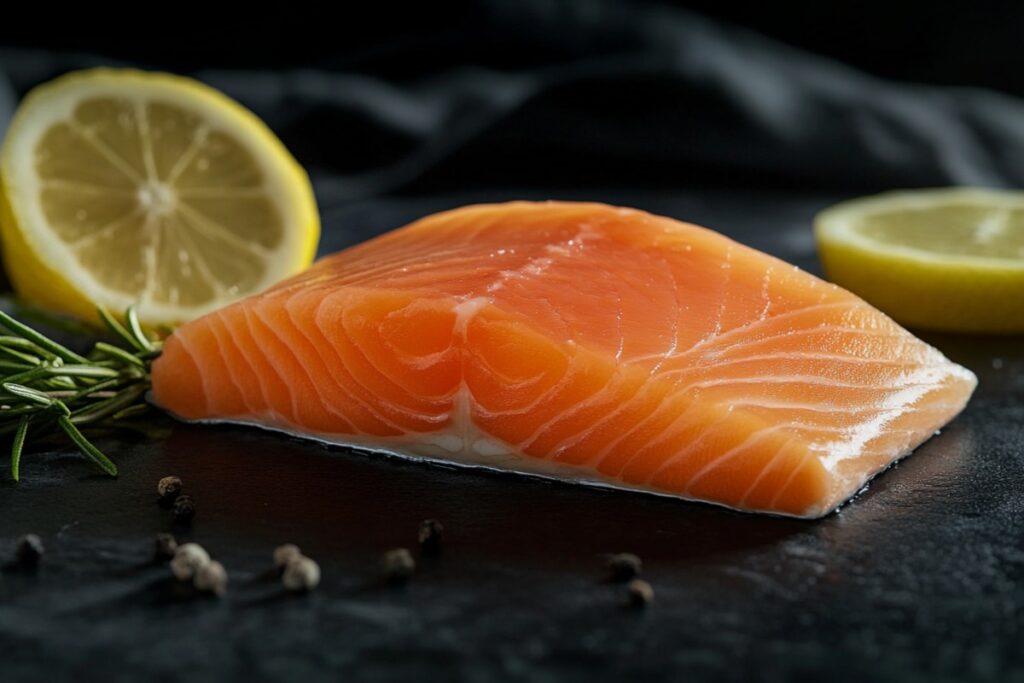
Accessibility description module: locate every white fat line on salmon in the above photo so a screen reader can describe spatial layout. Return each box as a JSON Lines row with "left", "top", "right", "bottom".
{"left": 516, "top": 364, "right": 630, "bottom": 452}
{"left": 661, "top": 352, "right": 930, "bottom": 380}
{"left": 639, "top": 301, "right": 852, "bottom": 367}
{"left": 639, "top": 406, "right": 739, "bottom": 485}
{"left": 684, "top": 425, "right": 799, "bottom": 492}
{"left": 708, "top": 243, "right": 733, "bottom": 342}
{"left": 306, "top": 306, "right": 441, "bottom": 430}
{"left": 724, "top": 395, "right": 965, "bottom": 415}
{"left": 700, "top": 323, "right": 911, "bottom": 362}
{"left": 679, "top": 373, "right": 933, "bottom": 392}
{"left": 421, "top": 385, "right": 515, "bottom": 459}
{"left": 248, "top": 305, "right": 359, "bottom": 429}
{"left": 562, "top": 381, "right": 672, "bottom": 467}
{"left": 452, "top": 297, "right": 490, "bottom": 334}
{"left": 470, "top": 359, "right": 580, "bottom": 420}
{"left": 736, "top": 436, "right": 802, "bottom": 508}
{"left": 816, "top": 365, "right": 956, "bottom": 471}
{"left": 486, "top": 257, "right": 552, "bottom": 293}
{"left": 643, "top": 252, "right": 682, "bottom": 374}
{"left": 486, "top": 225, "right": 597, "bottom": 293}
{"left": 417, "top": 295, "right": 519, "bottom": 458}
{"left": 757, "top": 266, "right": 774, "bottom": 321}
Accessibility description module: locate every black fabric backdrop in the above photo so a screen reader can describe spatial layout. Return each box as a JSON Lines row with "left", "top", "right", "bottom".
{"left": 1, "top": 3, "right": 1023, "bottom": 682}
{"left": 3, "top": 1, "right": 1024, "bottom": 211}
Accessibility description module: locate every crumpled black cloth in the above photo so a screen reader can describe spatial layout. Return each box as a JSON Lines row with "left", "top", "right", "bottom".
{"left": 2, "top": 0, "right": 1023, "bottom": 216}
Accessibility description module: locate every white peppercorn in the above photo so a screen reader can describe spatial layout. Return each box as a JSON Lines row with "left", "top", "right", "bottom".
{"left": 194, "top": 560, "right": 228, "bottom": 596}
{"left": 282, "top": 556, "right": 321, "bottom": 593}
{"left": 170, "top": 542, "right": 210, "bottom": 581}
{"left": 273, "top": 544, "right": 302, "bottom": 568}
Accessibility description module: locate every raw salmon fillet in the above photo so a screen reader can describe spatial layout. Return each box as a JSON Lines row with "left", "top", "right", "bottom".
{"left": 151, "top": 202, "right": 977, "bottom": 518}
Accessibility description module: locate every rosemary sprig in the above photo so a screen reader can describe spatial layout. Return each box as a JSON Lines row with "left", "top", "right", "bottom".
{"left": 0, "top": 306, "right": 160, "bottom": 481}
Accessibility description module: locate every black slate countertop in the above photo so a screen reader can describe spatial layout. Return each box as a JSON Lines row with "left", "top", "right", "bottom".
{"left": 1, "top": 190, "right": 1021, "bottom": 682}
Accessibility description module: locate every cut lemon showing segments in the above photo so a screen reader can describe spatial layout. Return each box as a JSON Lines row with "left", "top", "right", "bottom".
{"left": 0, "top": 68, "right": 319, "bottom": 327}
{"left": 815, "top": 188, "right": 1024, "bottom": 334}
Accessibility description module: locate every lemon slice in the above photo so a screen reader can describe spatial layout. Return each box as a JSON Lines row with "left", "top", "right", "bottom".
{"left": 815, "top": 187, "right": 1024, "bottom": 333}
{"left": 0, "top": 68, "right": 319, "bottom": 327}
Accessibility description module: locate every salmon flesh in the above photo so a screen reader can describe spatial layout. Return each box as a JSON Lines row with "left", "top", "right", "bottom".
{"left": 151, "top": 202, "right": 977, "bottom": 518}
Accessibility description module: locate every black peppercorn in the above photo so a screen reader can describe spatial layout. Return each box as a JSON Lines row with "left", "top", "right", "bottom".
{"left": 157, "top": 475, "right": 183, "bottom": 502}
{"left": 172, "top": 495, "right": 196, "bottom": 524}
{"left": 381, "top": 548, "right": 415, "bottom": 583}
{"left": 16, "top": 534, "right": 44, "bottom": 567}
{"left": 625, "top": 579, "right": 654, "bottom": 607}
{"left": 606, "top": 553, "right": 642, "bottom": 582}
{"left": 154, "top": 533, "right": 178, "bottom": 561}
{"left": 418, "top": 519, "right": 444, "bottom": 556}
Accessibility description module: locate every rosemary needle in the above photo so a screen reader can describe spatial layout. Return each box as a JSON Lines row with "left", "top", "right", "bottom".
{"left": 11, "top": 416, "right": 28, "bottom": 482}
{"left": 1, "top": 306, "right": 161, "bottom": 481}
{"left": 94, "top": 342, "right": 146, "bottom": 367}
{"left": 126, "top": 306, "right": 155, "bottom": 353}
{"left": 70, "top": 385, "right": 147, "bottom": 426}
{"left": 112, "top": 404, "right": 150, "bottom": 420}
{"left": 97, "top": 306, "right": 144, "bottom": 352}
{"left": 57, "top": 415, "right": 118, "bottom": 476}
{"left": 0, "top": 310, "right": 89, "bottom": 364}
{"left": 50, "top": 365, "right": 121, "bottom": 378}
{"left": 0, "top": 345, "right": 43, "bottom": 366}
{"left": 4, "top": 382, "right": 54, "bottom": 406}
{"left": 0, "top": 336, "right": 59, "bottom": 360}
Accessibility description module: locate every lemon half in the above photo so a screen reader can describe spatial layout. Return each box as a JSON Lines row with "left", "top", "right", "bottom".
{"left": 0, "top": 68, "right": 319, "bottom": 326}
{"left": 815, "top": 188, "right": 1024, "bottom": 334}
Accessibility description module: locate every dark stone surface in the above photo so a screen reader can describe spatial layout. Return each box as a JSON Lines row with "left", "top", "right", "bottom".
{"left": 0, "top": 191, "right": 1021, "bottom": 682}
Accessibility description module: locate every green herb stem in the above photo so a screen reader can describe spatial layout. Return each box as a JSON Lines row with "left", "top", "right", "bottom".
{"left": 1, "top": 306, "right": 160, "bottom": 481}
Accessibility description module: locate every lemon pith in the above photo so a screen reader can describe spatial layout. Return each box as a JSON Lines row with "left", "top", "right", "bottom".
{"left": 815, "top": 188, "right": 1024, "bottom": 334}
{"left": 0, "top": 68, "right": 319, "bottom": 327}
